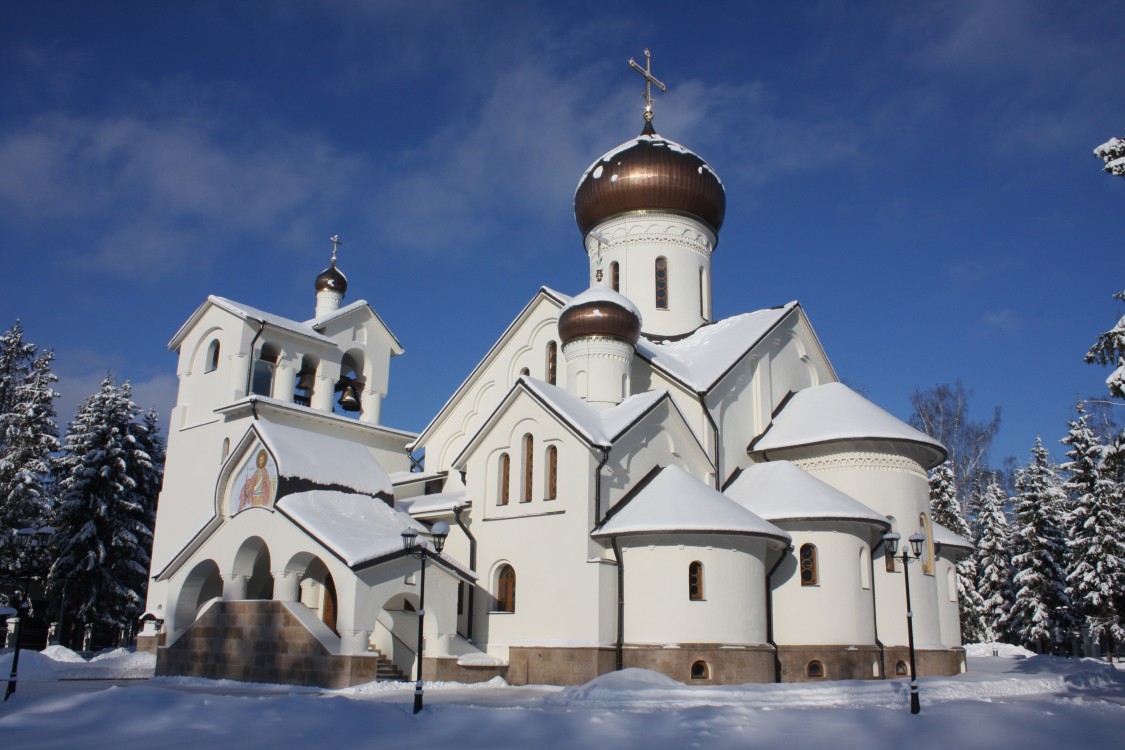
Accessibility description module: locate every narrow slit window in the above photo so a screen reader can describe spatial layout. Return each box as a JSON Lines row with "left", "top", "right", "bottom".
{"left": 545, "top": 445, "right": 558, "bottom": 500}
{"left": 655, "top": 257, "right": 669, "bottom": 310}
{"left": 610, "top": 261, "right": 620, "bottom": 292}
{"left": 546, "top": 342, "right": 557, "bottom": 385}
{"left": 688, "top": 561, "right": 704, "bottom": 601}
{"left": 522, "top": 434, "right": 533, "bottom": 502}
{"left": 498, "top": 453, "right": 510, "bottom": 506}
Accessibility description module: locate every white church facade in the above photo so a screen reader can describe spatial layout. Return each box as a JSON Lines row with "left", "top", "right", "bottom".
{"left": 140, "top": 76, "right": 972, "bottom": 687}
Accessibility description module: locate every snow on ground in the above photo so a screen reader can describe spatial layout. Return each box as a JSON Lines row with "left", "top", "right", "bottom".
{"left": 1, "top": 646, "right": 1123, "bottom": 750}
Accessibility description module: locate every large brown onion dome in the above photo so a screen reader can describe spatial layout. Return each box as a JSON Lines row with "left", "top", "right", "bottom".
{"left": 558, "top": 283, "right": 642, "bottom": 346}
{"left": 574, "top": 123, "right": 726, "bottom": 236}
{"left": 315, "top": 260, "right": 348, "bottom": 294}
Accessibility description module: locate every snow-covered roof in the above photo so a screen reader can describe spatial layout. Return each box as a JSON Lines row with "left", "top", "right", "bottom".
{"left": 216, "top": 396, "right": 418, "bottom": 442}
{"left": 305, "top": 299, "right": 404, "bottom": 354}
{"left": 519, "top": 377, "right": 667, "bottom": 447}
{"left": 594, "top": 465, "right": 789, "bottom": 543}
{"left": 723, "top": 461, "right": 888, "bottom": 527}
{"left": 398, "top": 491, "right": 467, "bottom": 516}
{"left": 560, "top": 282, "right": 643, "bottom": 321}
{"left": 389, "top": 470, "right": 445, "bottom": 486}
{"left": 277, "top": 490, "right": 427, "bottom": 567}
{"left": 213, "top": 296, "right": 333, "bottom": 342}
{"left": 636, "top": 304, "right": 798, "bottom": 392}
{"left": 254, "top": 421, "right": 393, "bottom": 498}
{"left": 751, "top": 382, "right": 946, "bottom": 467}
{"left": 931, "top": 520, "right": 974, "bottom": 554}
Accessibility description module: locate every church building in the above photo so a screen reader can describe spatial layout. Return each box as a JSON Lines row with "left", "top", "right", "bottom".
{"left": 140, "top": 59, "right": 972, "bottom": 688}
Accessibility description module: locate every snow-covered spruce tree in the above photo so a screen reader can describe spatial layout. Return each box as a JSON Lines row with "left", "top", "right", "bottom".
{"left": 1085, "top": 291, "right": 1125, "bottom": 400}
{"left": 1094, "top": 134, "right": 1125, "bottom": 178}
{"left": 928, "top": 462, "right": 984, "bottom": 641}
{"left": 50, "top": 377, "right": 158, "bottom": 636}
{"left": 1062, "top": 401, "right": 1125, "bottom": 655}
{"left": 1010, "top": 438, "right": 1074, "bottom": 651}
{"left": 0, "top": 323, "right": 59, "bottom": 580}
{"left": 975, "top": 479, "right": 1014, "bottom": 643}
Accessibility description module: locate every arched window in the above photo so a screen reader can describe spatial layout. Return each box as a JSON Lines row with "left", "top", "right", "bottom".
{"left": 699, "top": 267, "right": 705, "bottom": 319}
{"left": 860, "top": 546, "right": 871, "bottom": 590}
{"left": 545, "top": 445, "right": 558, "bottom": 500}
{"left": 610, "top": 261, "right": 620, "bottom": 292}
{"left": 895, "top": 661, "right": 908, "bottom": 676}
{"left": 520, "top": 367, "right": 530, "bottom": 377}
{"left": 498, "top": 453, "right": 510, "bottom": 506}
{"left": 294, "top": 355, "right": 318, "bottom": 407}
{"left": 496, "top": 564, "right": 516, "bottom": 613}
{"left": 655, "top": 257, "right": 669, "bottom": 310}
{"left": 522, "top": 434, "right": 534, "bottom": 502}
{"left": 690, "top": 660, "right": 709, "bottom": 680}
{"left": 799, "top": 544, "right": 818, "bottom": 586}
{"left": 688, "top": 561, "right": 704, "bottom": 601}
{"left": 251, "top": 343, "right": 280, "bottom": 397}
{"left": 221, "top": 438, "right": 230, "bottom": 463}
{"left": 920, "top": 513, "right": 935, "bottom": 575}
{"left": 885, "top": 516, "right": 897, "bottom": 572}
{"left": 806, "top": 661, "right": 824, "bottom": 679}
{"left": 205, "top": 339, "right": 221, "bottom": 373}
{"left": 545, "top": 342, "right": 557, "bottom": 385}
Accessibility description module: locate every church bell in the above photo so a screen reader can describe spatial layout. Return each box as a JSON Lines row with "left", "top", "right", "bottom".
{"left": 337, "top": 382, "right": 362, "bottom": 412}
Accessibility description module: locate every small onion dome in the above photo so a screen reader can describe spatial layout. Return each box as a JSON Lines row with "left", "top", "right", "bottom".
{"left": 574, "top": 126, "right": 726, "bottom": 236}
{"left": 558, "top": 283, "right": 642, "bottom": 346}
{"left": 315, "top": 260, "right": 348, "bottom": 294}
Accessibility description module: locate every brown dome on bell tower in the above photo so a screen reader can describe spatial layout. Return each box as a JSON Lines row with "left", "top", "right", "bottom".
{"left": 573, "top": 123, "right": 726, "bottom": 237}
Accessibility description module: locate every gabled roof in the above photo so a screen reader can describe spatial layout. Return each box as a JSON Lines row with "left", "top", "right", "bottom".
{"left": 305, "top": 299, "right": 404, "bottom": 355}
{"left": 253, "top": 421, "right": 393, "bottom": 498}
{"left": 750, "top": 382, "right": 947, "bottom": 468}
{"left": 169, "top": 295, "right": 334, "bottom": 350}
{"left": 724, "top": 460, "right": 889, "bottom": 527}
{"left": 931, "top": 520, "right": 975, "bottom": 555}
{"left": 450, "top": 376, "right": 668, "bottom": 469}
{"left": 635, "top": 303, "right": 801, "bottom": 392}
{"left": 410, "top": 286, "right": 571, "bottom": 451}
{"left": 277, "top": 490, "right": 428, "bottom": 568}
{"left": 593, "top": 465, "right": 790, "bottom": 543}
{"left": 398, "top": 491, "right": 467, "bottom": 517}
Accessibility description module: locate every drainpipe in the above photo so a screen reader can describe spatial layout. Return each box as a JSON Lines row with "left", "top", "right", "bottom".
{"left": 594, "top": 446, "right": 610, "bottom": 523}
{"left": 611, "top": 536, "right": 624, "bottom": 672}
{"left": 701, "top": 394, "right": 720, "bottom": 490}
{"left": 871, "top": 537, "right": 886, "bottom": 678}
{"left": 453, "top": 504, "right": 477, "bottom": 642}
{"left": 765, "top": 545, "right": 791, "bottom": 683}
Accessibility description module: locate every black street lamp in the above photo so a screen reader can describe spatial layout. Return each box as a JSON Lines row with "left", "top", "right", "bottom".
{"left": 883, "top": 530, "right": 925, "bottom": 715}
{"left": 4, "top": 526, "right": 54, "bottom": 702}
{"left": 401, "top": 521, "right": 449, "bottom": 714}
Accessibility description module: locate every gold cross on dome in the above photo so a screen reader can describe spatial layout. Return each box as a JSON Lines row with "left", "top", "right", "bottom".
{"left": 628, "top": 49, "right": 666, "bottom": 122}
{"left": 329, "top": 234, "right": 342, "bottom": 263}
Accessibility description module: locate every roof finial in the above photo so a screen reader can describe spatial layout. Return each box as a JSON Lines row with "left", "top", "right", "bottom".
{"left": 329, "top": 234, "right": 342, "bottom": 265}
{"left": 628, "top": 49, "right": 666, "bottom": 133}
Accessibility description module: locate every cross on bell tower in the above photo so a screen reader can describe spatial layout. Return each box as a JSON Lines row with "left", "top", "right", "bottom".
{"left": 628, "top": 49, "right": 666, "bottom": 129}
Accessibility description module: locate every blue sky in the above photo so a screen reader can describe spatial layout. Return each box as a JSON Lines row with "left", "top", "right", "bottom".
{"left": 1, "top": 1, "right": 1121, "bottom": 468}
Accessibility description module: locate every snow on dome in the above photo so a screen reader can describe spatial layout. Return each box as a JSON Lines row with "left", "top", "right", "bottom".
{"left": 277, "top": 490, "right": 427, "bottom": 567}
{"left": 574, "top": 131, "right": 726, "bottom": 236}
{"left": 724, "top": 461, "right": 888, "bottom": 527}
{"left": 315, "top": 260, "right": 348, "bottom": 294}
{"left": 751, "top": 382, "right": 947, "bottom": 468}
{"left": 594, "top": 465, "right": 789, "bottom": 543}
{"left": 254, "top": 421, "right": 393, "bottom": 498}
{"left": 636, "top": 304, "right": 798, "bottom": 392}
{"left": 558, "top": 283, "right": 643, "bottom": 345}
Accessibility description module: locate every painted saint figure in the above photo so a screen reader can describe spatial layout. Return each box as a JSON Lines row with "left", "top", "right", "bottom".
{"left": 237, "top": 449, "right": 275, "bottom": 513}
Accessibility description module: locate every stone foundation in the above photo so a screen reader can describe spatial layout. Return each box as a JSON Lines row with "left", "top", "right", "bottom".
{"left": 500, "top": 644, "right": 776, "bottom": 686}
{"left": 882, "top": 646, "right": 966, "bottom": 678}
{"left": 135, "top": 632, "right": 166, "bottom": 655}
{"left": 156, "top": 600, "right": 401, "bottom": 688}
{"left": 777, "top": 644, "right": 884, "bottom": 681}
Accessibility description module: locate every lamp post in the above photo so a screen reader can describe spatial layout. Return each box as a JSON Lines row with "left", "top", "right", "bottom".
{"left": 401, "top": 520, "right": 449, "bottom": 714}
{"left": 883, "top": 530, "right": 925, "bottom": 715}
{"left": 4, "top": 526, "right": 54, "bottom": 702}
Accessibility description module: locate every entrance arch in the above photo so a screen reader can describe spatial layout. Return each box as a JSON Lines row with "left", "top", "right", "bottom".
{"left": 232, "top": 536, "right": 273, "bottom": 599}
{"left": 172, "top": 559, "right": 222, "bottom": 632}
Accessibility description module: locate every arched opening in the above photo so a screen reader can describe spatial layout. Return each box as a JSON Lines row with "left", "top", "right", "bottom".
{"left": 371, "top": 591, "right": 423, "bottom": 678}
{"left": 655, "top": 257, "right": 669, "bottom": 310}
{"left": 920, "top": 513, "right": 935, "bottom": 575}
{"left": 335, "top": 351, "right": 365, "bottom": 414}
{"left": 807, "top": 660, "right": 825, "bottom": 679}
{"left": 495, "top": 564, "right": 516, "bottom": 613}
{"left": 521, "top": 434, "right": 534, "bottom": 503}
{"left": 498, "top": 452, "right": 510, "bottom": 506}
{"left": 688, "top": 561, "right": 704, "bottom": 601}
{"left": 545, "top": 445, "right": 558, "bottom": 500}
{"left": 233, "top": 536, "right": 273, "bottom": 600}
{"left": 172, "top": 559, "right": 223, "bottom": 632}
{"left": 799, "top": 544, "right": 818, "bottom": 586}
{"left": 885, "top": 516, "right": 898, "bottom": 572}
{"left": 251, "top": 343, "right": 280, "bottom": 397}
{"left": 294, "top": 354, "right": 319, "bottom": 407}
{"left": 205, "top": 339, "right": 221, "bottom": 373}
{"left": 610, "top": 261, "right": 620, "bottom": 291}
{"left": 545, "top": 341, "right": 557, "bottom": 385}
{"left": 690, "top": 660, "right": 709, "bottom": 680}
{"left": 895, "top": 660, "right": 908, "bottom": 676}
{"left": 221, "top": 437, "right": 230, "bottom": 463}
